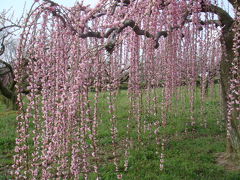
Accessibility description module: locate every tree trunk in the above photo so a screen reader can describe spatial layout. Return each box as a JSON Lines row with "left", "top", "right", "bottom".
{"left": 0, "top": 80, "right": 18, "bottom": 110}
{"left": 10, "top": 94, "right": 18, "bottom": 110}
{"left": 220, "top": 29, "right": 240, "bottom": 159}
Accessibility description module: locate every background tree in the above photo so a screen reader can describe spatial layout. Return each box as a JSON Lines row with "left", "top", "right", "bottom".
{"left": 0, "top": 10, "right": 21, "bottom": 109}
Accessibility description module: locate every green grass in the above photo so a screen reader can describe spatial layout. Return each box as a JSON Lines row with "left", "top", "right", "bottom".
{"left": 0, "top": 101, "right": 17, "bottom": 179}
{"left": 0, "top": 86, "right": 240, "bottom": 179}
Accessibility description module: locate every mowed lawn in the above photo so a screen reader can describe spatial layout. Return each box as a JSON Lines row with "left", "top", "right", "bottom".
{"left": 0, "top": 87, "right": 240, "bottom": 179}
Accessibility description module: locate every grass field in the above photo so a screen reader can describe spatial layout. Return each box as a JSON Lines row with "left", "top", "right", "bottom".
{"left": 0, "top": 87, "right": 240, "bottom": 179}
{"left": 0, "top": 101, "right": 16, "bottom": 179}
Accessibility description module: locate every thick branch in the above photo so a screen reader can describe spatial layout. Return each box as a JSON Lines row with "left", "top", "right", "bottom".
{"left": 185, "top": 19, "right": 221, "bottom": 28}
{"left": 0, "top": 79, "right": 14, "bottom": 99}
{"left": 199, "top": 20, "right": 221, "bottom": 27}
{"left": 115, "top": 0, "right": 131, "bottom": 6}
{"left": 42, "top": 0, "right": 168, "bottom": 52}
{"left": 227, "top": 0, "right": 239, "bottom": 8}
{"left": 0, "top": 70, "right": 10, "bottom": 76}
{"left": 0, "top": 40, "right": 5, "bottom": 56}
{"left": 0, "top": 59, "right": 14, "bottom": 78}
{"left": 42, "top": 0, "right": 168, "bottom": 53}
{"left": 42, "top": 0, "right": 233, "bottom": 54}
{"left": 43, "top": 0, "right": 58, "bottom": 6}
{"left": 0, "top": 34, "right": 8, "bottom": 56}
{"left": 104, "top": 20, "right": 167, "bottom": 53}
{"left": 227, "top": 0, "right": 234, "bottom": 6}
{"left": 202, "top": 4, "right": 234, "bottom": 31}
{"left": 79, "top": 31, "right": 102, "bottom": 38}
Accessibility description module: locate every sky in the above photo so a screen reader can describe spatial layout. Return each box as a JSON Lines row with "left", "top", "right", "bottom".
{"left": 0, "top": 0, "right": 99, "bottom": 20}
{"left": 0, "top": 0, "right": 99, "bottom": 61}
{"left": 0, "top": 0, "right": 234, "bottom": 21}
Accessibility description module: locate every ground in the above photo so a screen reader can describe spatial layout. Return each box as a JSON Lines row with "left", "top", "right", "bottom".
{"left": 0, "top": 87, "right": 240, "bottom": 179}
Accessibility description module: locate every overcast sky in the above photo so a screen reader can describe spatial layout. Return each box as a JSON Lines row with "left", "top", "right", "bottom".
{"left": 0, "top": 0, "right": 234, "bottom": 21}
{"left": 1, "top": 0, "right": 99, "bottom": 20}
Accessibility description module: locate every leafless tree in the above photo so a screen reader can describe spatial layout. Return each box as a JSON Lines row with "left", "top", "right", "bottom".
{"left": 0, "top": 10, "right": 21, "bottom": 109}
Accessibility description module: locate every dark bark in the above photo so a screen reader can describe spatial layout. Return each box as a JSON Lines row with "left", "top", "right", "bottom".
{"left": 0, "top": 79, "right": 14, "bottom": 99}
{"left": 200, "top": 0, "right": 240, "bottom": 158}
{"left": 220, "top": 25, "right": 240, "bottom": 157}
{"left": 0, "top": 79, "right": 18, "bottom": 110}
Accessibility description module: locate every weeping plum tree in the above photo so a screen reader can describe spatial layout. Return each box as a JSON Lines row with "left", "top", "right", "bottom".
{"left": 12, "top": 0, "right": 239, "bottom": 179}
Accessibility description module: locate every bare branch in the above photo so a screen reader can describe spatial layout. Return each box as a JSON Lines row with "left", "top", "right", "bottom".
{"left": 0, "top": 24, "right": 21, "bottom": 32}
